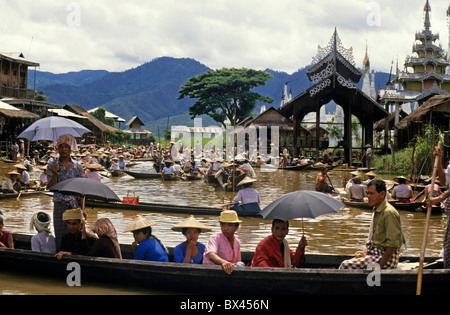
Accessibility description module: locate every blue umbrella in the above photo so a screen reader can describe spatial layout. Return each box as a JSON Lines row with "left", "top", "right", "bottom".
{"left": 17, "top": 116, "right": 91, "bottom": 142}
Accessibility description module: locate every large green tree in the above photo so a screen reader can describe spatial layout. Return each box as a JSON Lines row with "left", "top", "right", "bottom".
{"left": 178, "top": 68, "right": 273, "bottom": 128}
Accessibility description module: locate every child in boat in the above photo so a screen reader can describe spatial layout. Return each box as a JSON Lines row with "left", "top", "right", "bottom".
{"left": 29, "top": 211, "right": 56, "bottom": 253}
{"left": 125, "top": 215, "right": 168, "bottom": 262}
{"left": 172, "top": 216, "right": 211, "bottom": 264}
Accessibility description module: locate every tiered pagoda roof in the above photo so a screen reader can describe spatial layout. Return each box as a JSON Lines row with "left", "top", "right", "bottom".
{"left": 382, "top": 0, "right": 450, "bottom": 104}
{"left": 280, "top": 28, "right": 387, "bottom": 122}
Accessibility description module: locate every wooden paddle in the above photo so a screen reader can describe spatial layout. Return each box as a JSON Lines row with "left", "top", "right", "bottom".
{"left": 416, "top": 141, "right": 441, "bottom": 295}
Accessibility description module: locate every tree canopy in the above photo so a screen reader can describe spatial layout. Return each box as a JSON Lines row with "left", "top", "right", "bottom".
{"left": 178, "top": 68, "right": 273, "bottom": 128}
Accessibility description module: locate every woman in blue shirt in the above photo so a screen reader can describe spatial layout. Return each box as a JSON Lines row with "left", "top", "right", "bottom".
{"left": 125, "top": 215, "right": 168, "bottom": 262}
{"left": 172, "top": 216, "right": 211, "bottom": 264}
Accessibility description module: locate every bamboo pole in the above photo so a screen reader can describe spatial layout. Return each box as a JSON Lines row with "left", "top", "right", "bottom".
{"left": 416, "top": 141, "right": 441, "bottom": 295}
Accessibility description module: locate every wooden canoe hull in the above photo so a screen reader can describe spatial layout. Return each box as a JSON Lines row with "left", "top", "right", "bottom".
{"left": 281, "top": 164, "right": 311, "bottom": 171}
{"left": 85, "top": 199, "right": 263, "bottom": 218}
{"left": 125, "top": 171, "right": 162, "bottom": 179}
{"left": 342, "top": 200, "right": 442, "bottom": 214}
{"left": 184, "top": 175, "right": 203, "bottom": 181}
{"left": 161, "top": 174, "right": 181, "bottom": 181}
{"left": 0, "top": 190, "right": 43, "bottom": 199}
{"left": 110, "top": 170, "right": 126, "bottom": 177}
{"left": 2, "top": 234, "right": 449, "bottom": 295}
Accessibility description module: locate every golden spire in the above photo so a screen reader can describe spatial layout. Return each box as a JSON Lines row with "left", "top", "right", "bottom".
{"left": 424, "top": 0, "right": 431, "bottom": 31}
{"left": 363, "top": 43, "right": 370, "bottom": 68}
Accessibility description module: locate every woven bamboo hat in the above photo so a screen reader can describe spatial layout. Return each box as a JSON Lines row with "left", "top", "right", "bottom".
{"left": 219, "top": 210, "right": 242, "bottom": 223}
{"left": 237, "top": 176, "right": 258, "bottom": 186}
{"left": 63, "top": 208, "right": 83, "bottom": 221}
{"left": 394, "top": 176, "right": 409, "bottom": 183}
{"left": 171, "top": 215, "right": 212, "bottom": 233}
{"left": 365, "top": 171, "right": 377, "bottom": 177}
{"left": 124, "top": 215, "right": 157, "bottom": 232}
{"left": 7, "top": 171, "right": 21, "bottom": 176}
{"left": 84, "top": 162, "right": 102, "bottom": 170}
{"left": 14, "top": 164, "right": 27, "bottom": 170}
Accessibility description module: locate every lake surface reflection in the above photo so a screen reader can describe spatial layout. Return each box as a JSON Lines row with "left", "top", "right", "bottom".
{"left": 0, "top": 161, "right": 447, "bottom": 294}
{"left": 1, "top": 161, "right": 446, "bottom": 255}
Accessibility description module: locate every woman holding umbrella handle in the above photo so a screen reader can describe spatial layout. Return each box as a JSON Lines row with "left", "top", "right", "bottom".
{"left": 47, "top": 134, "right": 85, "bottom": 251}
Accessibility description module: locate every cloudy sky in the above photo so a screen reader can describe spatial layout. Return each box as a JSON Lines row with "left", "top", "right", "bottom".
{"left": 1, "top": 0, "right": 449, "bottom": 74}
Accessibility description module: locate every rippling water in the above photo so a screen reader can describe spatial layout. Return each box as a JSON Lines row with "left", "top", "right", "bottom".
{"left": 0, "top": 161, "right": 447, "bottom": 294}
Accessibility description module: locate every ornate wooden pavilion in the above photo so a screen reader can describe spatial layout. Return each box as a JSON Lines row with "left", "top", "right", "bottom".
{"left": 279, "top": 29, "right": 388, "bottom": 163}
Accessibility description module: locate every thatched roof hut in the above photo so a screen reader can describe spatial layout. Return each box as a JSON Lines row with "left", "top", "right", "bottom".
{"left": 396, "top": 95, "right": 450, "bottom": 148}
{"left": 374, "top": 110, "right": 408, "bottom": 132}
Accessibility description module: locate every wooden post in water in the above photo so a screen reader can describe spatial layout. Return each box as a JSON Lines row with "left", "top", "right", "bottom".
{"left": 416, "top": 141, "right": 441, "bottom": 295}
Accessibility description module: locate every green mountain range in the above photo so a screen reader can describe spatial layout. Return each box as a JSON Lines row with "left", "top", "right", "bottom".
{"left": 30, "top": 57, "right": 390, "bottom": 134}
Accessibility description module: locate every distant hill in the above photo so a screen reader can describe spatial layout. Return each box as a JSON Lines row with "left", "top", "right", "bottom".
{"left": 30, "top": 57, "right": 391, "bottom": 134}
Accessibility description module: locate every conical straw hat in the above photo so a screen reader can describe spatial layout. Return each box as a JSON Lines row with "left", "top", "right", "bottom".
{"left": 171, "top": 215, "right": 212, "bottom": 233}
{"left": 124, "top": 215, "right": 157, "bottom": 232}
{"left": 365, "top": 171, "right": 377, "bottom": 177}
{"left": 393, "top": 176, "right": 409, "bottom": 183}
{"left": 237, "top": 176, "right": 258, "bottom": 186}
{"left": 84, "top": 162, "right": 102, "bottom": 170}
{"left": 350, "top": 171, "right": 362, "bottom": 177}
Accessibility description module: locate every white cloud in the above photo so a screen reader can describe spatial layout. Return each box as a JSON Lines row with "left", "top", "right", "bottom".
{"left": 0, "top": 0, "right": 449, "bottom": 74}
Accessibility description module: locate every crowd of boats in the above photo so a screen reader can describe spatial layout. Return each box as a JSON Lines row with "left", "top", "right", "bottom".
{"left": 0, "top": 143, "right": 447, "bottom": 216}
{"left": 1, "top": 144, "right": 449, "bottom": 295}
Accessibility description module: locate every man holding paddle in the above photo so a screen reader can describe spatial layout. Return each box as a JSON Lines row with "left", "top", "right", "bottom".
{"left": 426, "top": 146, "right": 450, "bottom": 269}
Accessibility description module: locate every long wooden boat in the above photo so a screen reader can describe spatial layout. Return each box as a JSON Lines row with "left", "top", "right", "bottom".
{"left": 205, "top": 173, "right": 219, "bottom": 184}
{"left": 3, "top": 234, "right": 449, "bottom": 295}
{"left": 110, "top": 170, "right": 126, "bottom": 177}
{"left": 394, "top": 202, "right": 443, "bottom": 214}
{"left": 85, "top": 199, "right": 263, "bottom": 218}
{"left": 342, "top": 200, "right": 442, "bottom": 214}
{"left": 341, "top": 200, "right": 372, "bottom": 210}
{"left": 183, "top": 174, "right": 203, "bottom": 181}
{"left": 161, "top": 174, "right": 181, "bottom": 181}
{"left": 0, "top": 190, "right": 44, "bottom": 200}
{"left": 280, "top": 164, "right": 311, "bottom": 171}
{"left": 308, "top": 164, "right": 336, "bottom": 171}
{"left": 125, "top": 170, "right": 162, "bottom": 179}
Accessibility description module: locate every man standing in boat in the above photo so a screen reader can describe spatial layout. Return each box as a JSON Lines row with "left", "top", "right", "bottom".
{"left": 339, "top": 179, "right": 403, "bottom": 270}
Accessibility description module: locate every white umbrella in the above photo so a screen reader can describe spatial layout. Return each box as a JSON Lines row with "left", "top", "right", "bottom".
{"left": 18, "top": 116, "right": 91, "bottom": 142}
